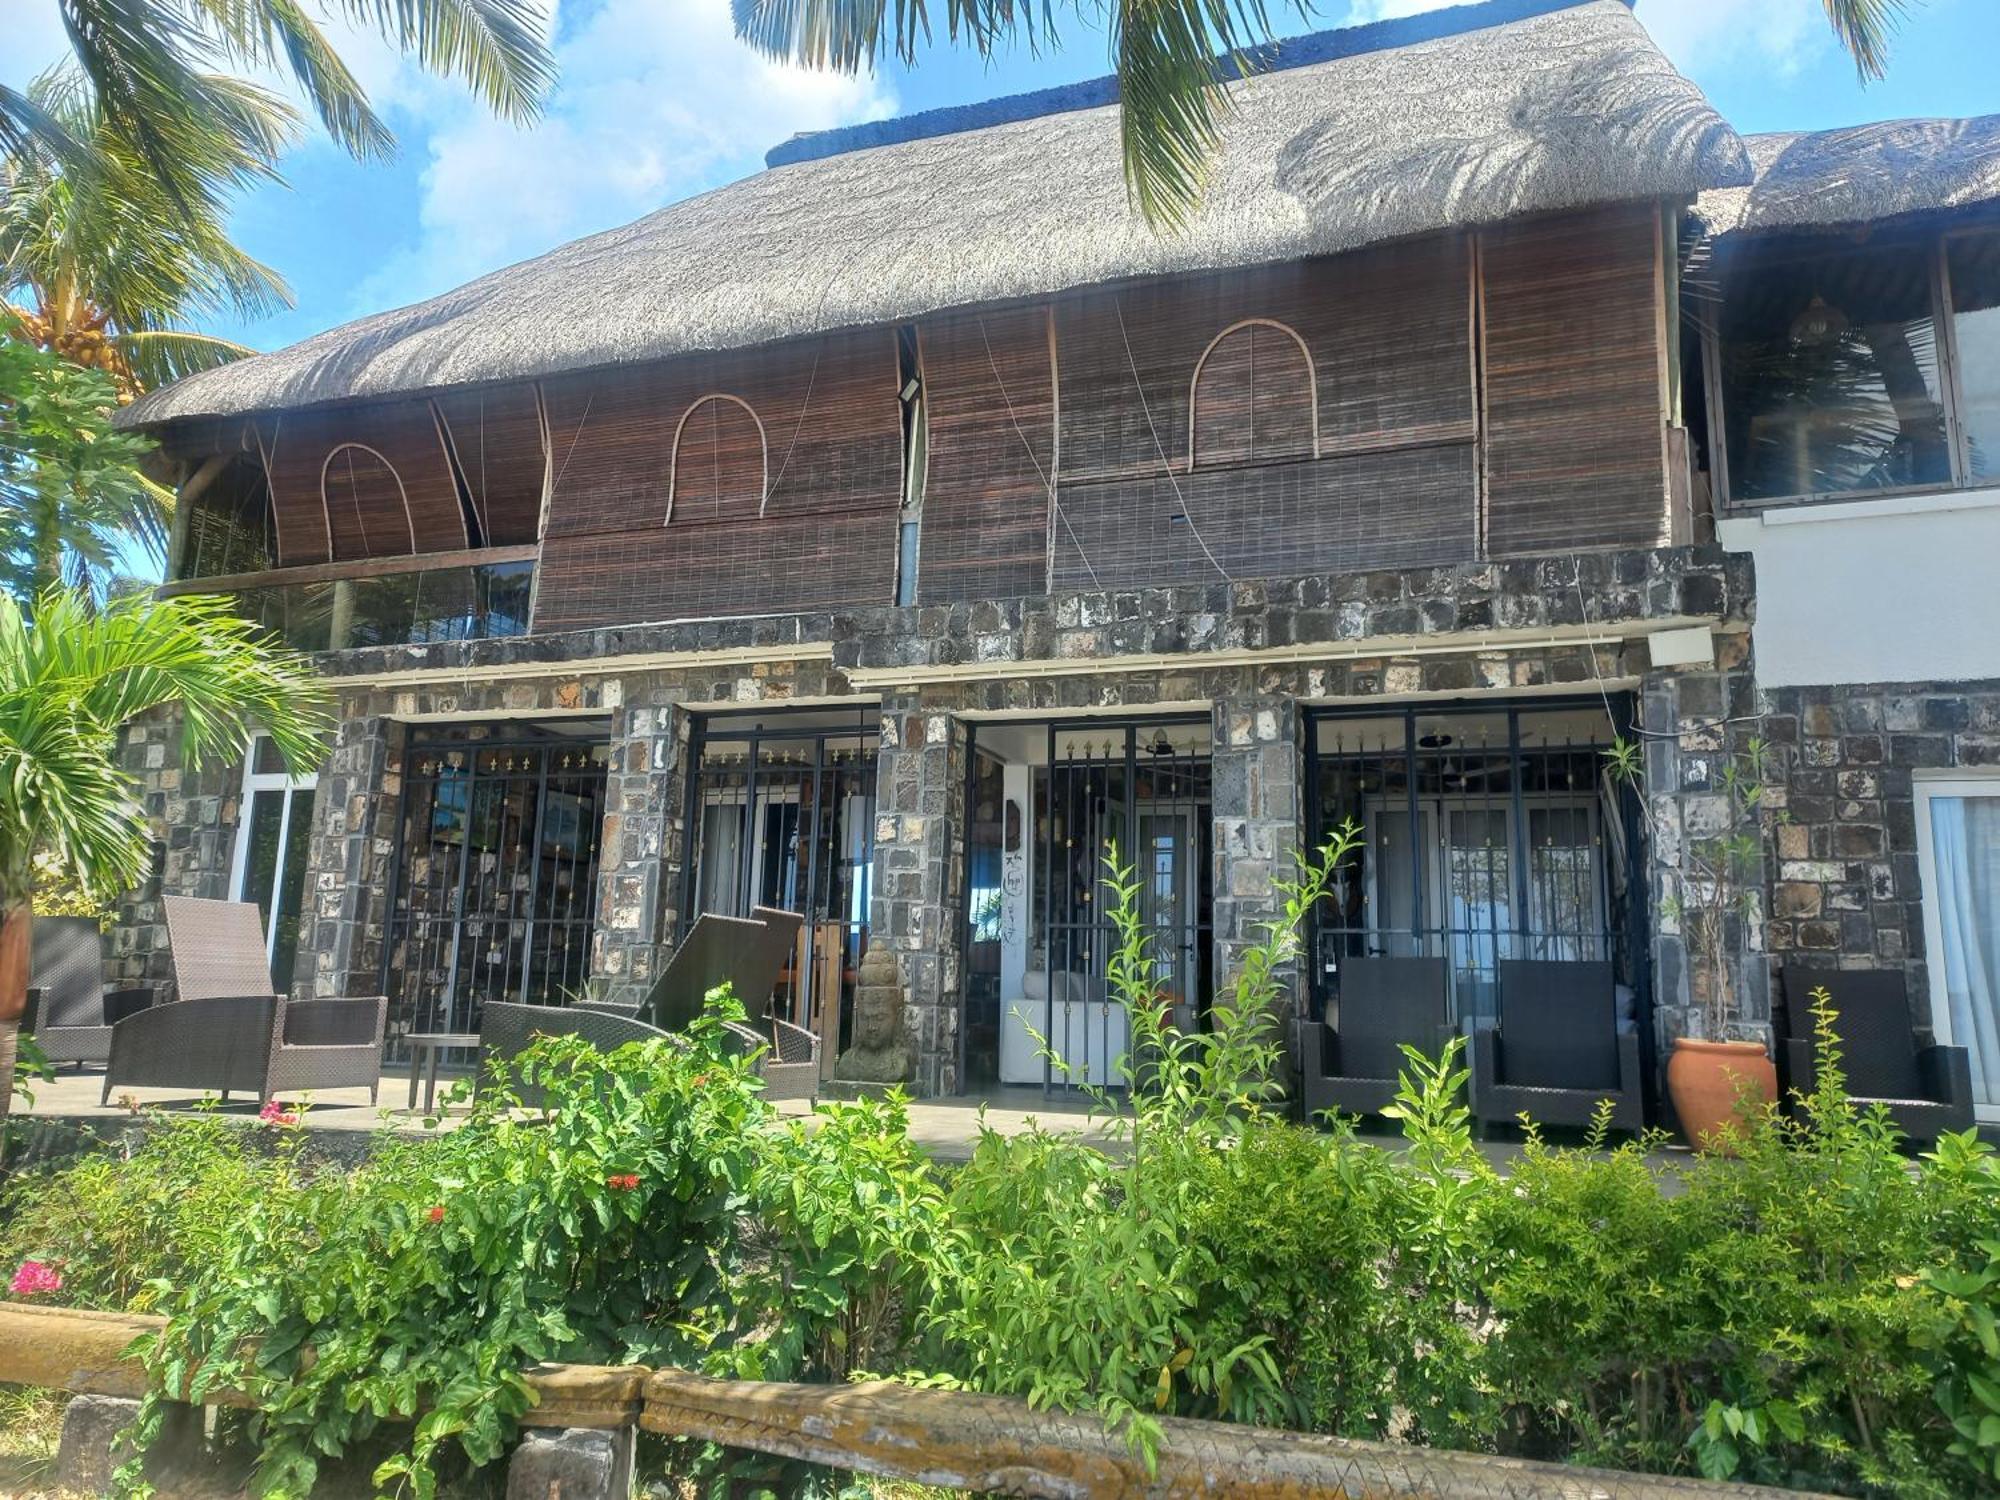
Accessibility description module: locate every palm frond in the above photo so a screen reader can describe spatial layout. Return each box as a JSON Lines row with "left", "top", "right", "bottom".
{"left": 54, "top": 0, "right": 225, "bottom": 214}
{"left": 0, "top": 589, "right": 330, "bottom": 902}
{"left": 194, "top": 0, "right": 395, "bottom": 159}
{"left": 111, "top": 328, "right": 260, "bottom": 389}
{"left": 1822, "top": 0, "right": 1914, "bottom": 81}
{"left": 330, "top": 0, "right": 555, "bottom": 123}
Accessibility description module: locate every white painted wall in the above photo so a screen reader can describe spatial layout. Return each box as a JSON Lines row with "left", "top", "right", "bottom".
{"left": 1717, "top": 488, "right": 2000, "bottom": 688}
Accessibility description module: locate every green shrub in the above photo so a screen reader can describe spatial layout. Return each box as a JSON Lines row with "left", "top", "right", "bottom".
{"left": 0, "top": 1108, "right": 305, "bottom": 1312}
{"left": 123, "top": 1014, "right": 773, "bottom": 1499}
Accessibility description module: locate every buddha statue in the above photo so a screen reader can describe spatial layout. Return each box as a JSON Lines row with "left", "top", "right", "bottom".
{"left": 834, "top": 947, "right": 912, "bottom": 1085}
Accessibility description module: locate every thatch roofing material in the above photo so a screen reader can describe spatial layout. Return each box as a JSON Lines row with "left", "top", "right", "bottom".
{"left": 123, "top": 0, "right": 1745, "bottom": 428}
{"left": 1693, "top": 116, "right": 2000, "bottom": 240}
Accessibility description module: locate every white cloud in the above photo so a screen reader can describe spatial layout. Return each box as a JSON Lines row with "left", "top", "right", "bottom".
{"left": 1631, "top": 0, "right": 1830, "bottom": 78}
{"left": 346, "top": 0, "right": 893, "bottom": 316}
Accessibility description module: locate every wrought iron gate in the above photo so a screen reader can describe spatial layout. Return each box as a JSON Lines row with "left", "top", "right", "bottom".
{"left": 682, "top": 710, "right": 878, "bottom": 1051}
{"left": 381, "top": 728, "right": 608, "bottom": 1042}
{"left": 962, "top": 715, "right": 1213, "bottom": 1093}
{"left": 1305, "top": 697, "right": 1647, "bottom": 1033}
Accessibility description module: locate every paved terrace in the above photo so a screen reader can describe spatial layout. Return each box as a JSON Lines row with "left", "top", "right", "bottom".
{"left": 12, "top": 1070, "right": 1675, "bottom": 1172}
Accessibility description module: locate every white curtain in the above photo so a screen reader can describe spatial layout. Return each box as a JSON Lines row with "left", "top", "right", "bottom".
{"left": 1932, "top": 795, "right": 2000, "bottom": 1109}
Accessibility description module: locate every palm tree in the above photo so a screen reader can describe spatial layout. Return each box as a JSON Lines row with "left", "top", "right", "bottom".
{"left": 0, "top": 341, "right": 172, "bottom": 602}
{"left": 0, "top": 0, "right": 554, "bottom": 227}
{"left": 732, "top": 0, "right": 1918, "bottom": 227}
{"left": 0, "top": 587, "right": 332, "bottom": 1130}
{"left": 4, "top": 70, "right": 293, "bottom": 396}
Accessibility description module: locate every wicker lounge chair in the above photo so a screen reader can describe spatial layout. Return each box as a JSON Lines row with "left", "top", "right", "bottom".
{"left": 1472, "top": 959, "right": 1643, "bottom": 1134}
{"left": 99, "top": 897, "right": 386, "bottom": 1106}
{"left": 478, "top": 908, "right": 817, "bottom": 1103}
{"left": 25, "top": 915, "right": 151, "bottom": 1070}
{"left": 1777, "top": 965, "right": 1973, "bottom": 1143}
{"left": 1301, "top": 955, "right": 1453, "bottom": 1121}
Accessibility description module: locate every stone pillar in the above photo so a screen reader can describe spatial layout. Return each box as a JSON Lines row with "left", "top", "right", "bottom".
{"left": 55, "top": 1394, "right": 204, "bottom": 1495}
{"left": 1638, "top": 629, "right": 1770, "bottom": 1052}
{"left": 107, "top": 708, "right": 244, "bottom": 997}
{"left": 1209, "top": 698, "right": 1307, "bottom": 1074}
{"left": 505, "top": 1426, "right": 634, "bottom": 1500}
{"left": 300, "top": 713, "right": 402, "bottom": 1001}
{"left": 591, "top": 700, "right": 688, "bottom": 1010}
{"left": 869, "top": 693, "right": 967, "bottom": 1097}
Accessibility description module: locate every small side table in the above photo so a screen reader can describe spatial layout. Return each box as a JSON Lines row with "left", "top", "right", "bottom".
{"left": 404, "top": 1032, "right": 481, "bottom": 1113}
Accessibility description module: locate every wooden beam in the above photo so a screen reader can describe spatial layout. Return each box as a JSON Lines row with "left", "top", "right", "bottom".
{"left": 639, "top": 1369, "right": 1833, "bottom": 1500}
{"left": 157, "top": 543, "right": 539, "bottom": 599}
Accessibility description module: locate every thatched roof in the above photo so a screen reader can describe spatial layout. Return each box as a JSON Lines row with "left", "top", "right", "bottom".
{"left": 1693, "top": 115, "right": 2000, "bottom": 240}
{"left": 123, "top": 0, "right": 1745, "bottom": 428}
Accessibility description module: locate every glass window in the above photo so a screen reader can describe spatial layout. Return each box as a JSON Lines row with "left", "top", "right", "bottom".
{"left": 1949, "top": 235, "right": 2000, "bottom": 486}
{"left": 1718, "top": 244, "right": 1951, "bottom": 501}
{"left": 1918, "top": 781, "right": 2000, "bottom": 1120}
{"left": 232, "top": 737, "right": 319, "bottom": 995}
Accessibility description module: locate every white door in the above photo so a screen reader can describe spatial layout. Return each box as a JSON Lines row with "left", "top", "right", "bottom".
{"left": 1915, "top": 776, "right": 2000, "bottom": 1122}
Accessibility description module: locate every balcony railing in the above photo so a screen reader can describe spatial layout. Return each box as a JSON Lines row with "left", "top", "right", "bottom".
{"left": 159, "top": 546, "right": 537, "bottom": 653}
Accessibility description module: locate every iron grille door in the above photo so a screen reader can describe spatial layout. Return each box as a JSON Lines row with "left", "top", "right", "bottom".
{"left": 383, "top": 733, "right": 608, "bottom": 1043}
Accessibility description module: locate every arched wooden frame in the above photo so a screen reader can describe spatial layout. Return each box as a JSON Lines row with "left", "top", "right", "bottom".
{"left": 320, "top": 441, "right": 416, "bottom": 559}
{"left": 665, "top": 393, "right": 770, "bottom": 524}
{"left": 1186, "top": 318, "right": 1319, "bottom": 469}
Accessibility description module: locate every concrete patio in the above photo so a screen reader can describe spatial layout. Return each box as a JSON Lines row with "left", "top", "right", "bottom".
{"left": 10, "top": 1069, "right": 1128, "bottom": 1163}
{"left": 10, "top": 1067, "right": 1676, "bottom": 1172}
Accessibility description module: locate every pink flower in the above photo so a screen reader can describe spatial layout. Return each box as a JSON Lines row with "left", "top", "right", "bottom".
{"left": 258, "top": 1099, "right": 299, "bottom": 1127}
{"left": 10, "top": 1260, "right": 62, "bottom": 1297}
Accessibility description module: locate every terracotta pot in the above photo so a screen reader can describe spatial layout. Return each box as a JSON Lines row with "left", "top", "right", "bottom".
{"left": 0, "top": 903, "right": 28, "bottom": 1026}
{"left": 1667, "top": 1037, "right": 1777, "bottom": 1153}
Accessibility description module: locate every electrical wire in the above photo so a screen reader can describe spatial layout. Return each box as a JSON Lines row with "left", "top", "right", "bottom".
{"left": 977, "top": 316, "right": 1100, "bottom": 590}
{"left": 1113, "top": 296, "right": 1231, "bottom": 583}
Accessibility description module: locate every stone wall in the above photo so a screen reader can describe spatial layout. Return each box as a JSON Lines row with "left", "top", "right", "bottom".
{"left": 105, "top": 709, "right": 245, "bottom": 997}
{"left": 872, "top": 693, "right": 969, "bottom": 1096}
{"left": 1759, "top": 678, "right": 2000, "bottom": 1028}
{"left": 108, "top": 543, "right": 1749, "bottom": 1098}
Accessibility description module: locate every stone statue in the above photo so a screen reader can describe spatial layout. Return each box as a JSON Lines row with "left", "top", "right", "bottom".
{"left": 834, "top": 947, "right": 911, "bottom": 1086}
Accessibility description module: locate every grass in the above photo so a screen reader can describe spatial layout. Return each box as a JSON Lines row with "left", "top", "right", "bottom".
{"left": 0, "top": 1384, "right": 63, "bottom": 1493}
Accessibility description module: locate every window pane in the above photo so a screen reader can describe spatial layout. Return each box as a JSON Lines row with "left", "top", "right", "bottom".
{"left": 1719, "top": 244, "right": 1950, "bottom": 500}
{"left": 1927, "top": 793, "right": 2000, "bottom": 1111}
{"left": 239, "top": 789, "right": 286, "bottom": 921}
{"left": 1949, "top": 236, "right": 2000, "bottom": 486}
{"left": 270, "top": 788, "right": 316, "bottom": 994}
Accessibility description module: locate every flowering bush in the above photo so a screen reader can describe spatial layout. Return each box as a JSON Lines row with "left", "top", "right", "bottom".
{"left": 8, "top": 1258, "right": 61, "bottom": 1296}
{"left": 256, "top": 1100, "right": 299, "bottom": 1127}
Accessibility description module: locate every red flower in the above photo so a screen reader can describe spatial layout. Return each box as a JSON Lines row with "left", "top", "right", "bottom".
{"left": 607, "top": 1173, "right": 640, "bottom": 1191}
{"left": 427, "top": 1205, "right": 445, "bottom": 1225}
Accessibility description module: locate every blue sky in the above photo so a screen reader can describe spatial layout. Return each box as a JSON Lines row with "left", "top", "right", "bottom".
{"left": 8, "top": 0, "right": 1998, "bottom": 356}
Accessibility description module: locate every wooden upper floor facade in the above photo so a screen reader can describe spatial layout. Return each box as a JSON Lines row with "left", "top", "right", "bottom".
{"left": 158, "top": 199, "right": 1685, "bottom": 647}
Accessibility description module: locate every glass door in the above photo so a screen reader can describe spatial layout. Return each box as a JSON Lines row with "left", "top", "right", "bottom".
{"left": 1916, "top": 777, "right": 2000, "bottom": 1121}
{"left": 230, "top": 736, "right": 318, "bottom": 994}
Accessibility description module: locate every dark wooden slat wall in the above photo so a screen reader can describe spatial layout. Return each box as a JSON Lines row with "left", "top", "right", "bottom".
{"left": 172, "top": 208, "right": 1675, "bottom": 621}
{"left": 1481, "top": 203, "right": 1670, "bottom": 553}
{"left": 1190, "top": 323, "right": 1316, "bottom": 467}
{"left": 259, "top": 404, "right": 466, "bottom": 564}
{"left": 1048, "top": 238, "right": 1478, "bottom": 590}
{"left": 434, "top": 386, "right": 546, "bottom": 546}
{"left": 669, "top": 397, "right": 765, "bottom": 525}
{"left": 533, "top": 327, "right": 903, "bottom": 629}
{"left": 1049, "top": 447, "right": 1478, "bottom": 591}
{"left": 914, "top": 307, "right": 1055, "bottom": 604}
{"left": 322, "top": 444, "right": 414, "bottom": 559}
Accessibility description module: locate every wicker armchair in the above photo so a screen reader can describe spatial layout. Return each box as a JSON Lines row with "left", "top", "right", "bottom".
{"left": 1471, "top": 960, "right": 1644, "bottom": 1135}
{"left": 1777, "top": 966, "right": 1973, "bottom": 1144}
{"left": 1301, "top": 955, "right": 1454, "bottom": 1122}
{"left": 26, "top": 915, "right": 151, "bottom": 1070}
{"left": 98, "top": 897, "right": 386, "bottom": 1106}
{"left": 477, "top": 908, "right": 815, "bottom": 1101}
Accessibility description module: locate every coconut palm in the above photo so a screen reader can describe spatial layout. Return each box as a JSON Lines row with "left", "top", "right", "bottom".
{"left": 0, "top": 340, "right": 172, "bottom": 603}
{"left": 0, "top": 0, "right": 554, "bottom": 224}
{"left": 733, "top": 0, "right": 1918, "bottom": 227}
{"left": 0, "top": 587, "right": 332, "bottom": 1129}
{"left": 4, "top": 71, "right": 293, "bottom": 396}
